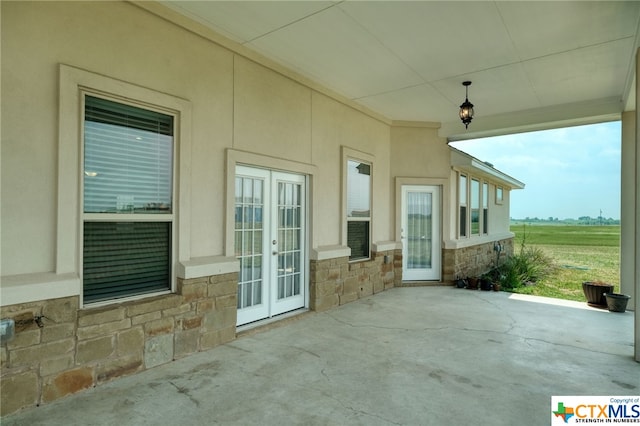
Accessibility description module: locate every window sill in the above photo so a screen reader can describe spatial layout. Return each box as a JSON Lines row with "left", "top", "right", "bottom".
{"left": 1, "top": 272, "right": 79, "bottom": 306}
{"left": 444, "top": 232, "right": 515, "bottom": 249}
{"left": 177, "top": 256, "right": 239, "bottom": 279}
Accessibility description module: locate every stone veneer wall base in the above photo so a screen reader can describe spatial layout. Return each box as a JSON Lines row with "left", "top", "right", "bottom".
{"left": 442, "top": 238, "right": 515, "bottom": 282}
{"left": 310, "top": 249, "right": 402, "bottom": 312}
{"left": 0, "top": 272, "right": 238, "bottom": 416}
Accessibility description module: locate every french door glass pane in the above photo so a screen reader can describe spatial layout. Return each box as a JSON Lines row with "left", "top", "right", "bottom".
{"left": 236, "top": 175, "right": 265, "bottom": 309}
{"left": 276, "top": 181, "right": 302, "bottom": 300}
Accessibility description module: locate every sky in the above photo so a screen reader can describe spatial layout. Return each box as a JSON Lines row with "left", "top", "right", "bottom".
{"left": 450, "top": 121, "right": 621, "bottom": 220}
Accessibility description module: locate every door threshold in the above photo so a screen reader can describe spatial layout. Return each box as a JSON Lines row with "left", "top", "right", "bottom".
{"left": 236, "top": 308, "right": 310, "bottom": 337}
{"left": 397, "top": 281, "right": 445, "bottom": 287}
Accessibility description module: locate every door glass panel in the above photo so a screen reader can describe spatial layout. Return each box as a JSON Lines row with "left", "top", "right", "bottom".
{"left": 253, "top": 230, "right": 263, "bottom": 253}
{"left": 407, "top": 191, "right": 432, "bottom": 269}
{"left": 293, "top": 274, "right": 300, "bottom": 295}
{"left": 236, "top": 176, "right": 265, "bottom": 310}
{"left": 253, "top": 281, "right": 262, "bottom": 305}
{"left": 253, "top": 179, "right": 263, "bottom": 204}
{"left": 276, "top": 181, "right": 302, "bottom": 300}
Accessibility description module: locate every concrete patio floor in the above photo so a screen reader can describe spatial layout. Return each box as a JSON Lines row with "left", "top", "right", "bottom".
{"left": 3, "top": 287, "right": 638, "bottom": 425}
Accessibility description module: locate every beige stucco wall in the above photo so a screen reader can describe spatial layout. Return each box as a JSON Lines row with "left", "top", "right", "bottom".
{"left": 312, "top": 92, "right": 392, "bottom": 246}
{"left": 389, "top": 125, "right": 451, "bottom": 241}
{"left": 0, "top": 1, "right": 397, "bottom": 281}
{"left": 489, "top": 182, "right": 512, "bottom": 236}
{"left": 390, "top": 125, "right": 451, "bottom": 179}
{"left": 1, "top": 0, "right": 518, "bottom": 296}
{"left": 2, "top": 1, "right": 236, "bottom": 273}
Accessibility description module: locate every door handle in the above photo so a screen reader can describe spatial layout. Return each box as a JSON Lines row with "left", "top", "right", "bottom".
{"left": 272, "top": 251, "right": 279, "bottom": 255}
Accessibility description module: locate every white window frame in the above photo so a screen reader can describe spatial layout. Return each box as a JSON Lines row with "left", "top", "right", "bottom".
{"left": 459, "top": 173, "right": 495, "bottom": 239}
{"left": 58, "top": 64, "right": 191, "bottom": 307}
{"left": 81, "top": 93, "right": 176, "bottom": 304}
{"left": 496, "top": 186, "right": 504, "bottom": 205}
{"left": 342, "top": 147, "right": 374, "bottom": 262}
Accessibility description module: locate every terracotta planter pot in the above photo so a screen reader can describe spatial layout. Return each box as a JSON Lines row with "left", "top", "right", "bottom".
{"left": 467, "top": 277, "right": 478, "bottom": 290}
{"left": 582, "top": 281, "right": 613, "bottom": 307}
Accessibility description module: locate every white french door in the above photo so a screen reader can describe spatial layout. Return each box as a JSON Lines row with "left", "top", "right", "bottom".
{"left": 235, "top": 166, "right": 306, "bottom": 325}
{"left": 401, "top": 185, "right": 441, "bottom": 281}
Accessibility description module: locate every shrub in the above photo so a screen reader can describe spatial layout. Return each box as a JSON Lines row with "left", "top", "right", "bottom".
{"left": 498, "top": 246, "right": 556, "bottom": 290}
{"left": 497, "top": 226, "right": 557, "bottom": 290}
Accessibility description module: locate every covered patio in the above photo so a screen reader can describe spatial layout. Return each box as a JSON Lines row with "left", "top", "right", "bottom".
{"left": 151, "top": 0, "right": 640, "bottom": 360}
{"left": 2, "top": 287, "right": 636, "bottom": 425}
{"left": 2, "top": 1, "right": 639, "bottom": 417}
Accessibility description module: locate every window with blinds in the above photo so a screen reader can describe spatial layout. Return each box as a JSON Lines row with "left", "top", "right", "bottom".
{"left": 82, "top": 95, "right": 174, "bottom": 303}
{"left": 346, "top": 159, "right": 371, "bottom": 261}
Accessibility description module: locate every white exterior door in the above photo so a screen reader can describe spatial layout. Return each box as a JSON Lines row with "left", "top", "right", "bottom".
{"left": 401, "top": 185, "right": 441, "bottom": 281}
{"left": 235, "top": 166, "right": 306, "bottom": 325}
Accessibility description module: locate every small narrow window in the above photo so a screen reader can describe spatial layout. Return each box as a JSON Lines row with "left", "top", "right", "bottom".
{"left": 471, "top": 178, "right": 480, "bottom": 235}
{"left": 347, "top": 160, "right": 371, "bottom": 260}
{"left": 496, "top": 187, "right": 504, "bottom": 205}
{"left": 483, "top": 182, "right": 489, "bottom": 235}
{"left": 459, "top": 174, "right": 467, "bottom": 237}
{"left": 82, "top": 95, "right": 174, "bottom": 303}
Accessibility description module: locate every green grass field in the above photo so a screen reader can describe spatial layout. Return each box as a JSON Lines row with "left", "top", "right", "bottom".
{"left": 509, "top": 224, "right": 620, "bottom": 301}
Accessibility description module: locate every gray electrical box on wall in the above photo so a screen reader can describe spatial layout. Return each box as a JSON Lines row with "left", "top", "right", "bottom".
{"left": 1, "top": 318, "right": 16, "bottom": 344}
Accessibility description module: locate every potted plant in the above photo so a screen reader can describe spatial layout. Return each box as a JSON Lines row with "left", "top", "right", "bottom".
{"left": 467, "top": 277, "right": 478, "bottom": 290}
{"left": 454, "top": 277, "right": 467, "bottom": 288}
{"left": 582, "top": 281, "right": 614, "bottom": 307}
{"left": 604, "top": 293, "right": 631, "bottom": 313}
{"left": 480, "top": 274, "right": 493, "bottom": 291}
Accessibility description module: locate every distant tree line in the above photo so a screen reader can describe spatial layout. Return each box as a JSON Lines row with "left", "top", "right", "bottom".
{"left": 511, "top": 216, "right": 620, "bottom": 225}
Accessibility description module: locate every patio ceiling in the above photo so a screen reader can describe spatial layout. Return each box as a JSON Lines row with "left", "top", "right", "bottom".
{"left": 161, "top": 1, "right": 640, "bottom": 141}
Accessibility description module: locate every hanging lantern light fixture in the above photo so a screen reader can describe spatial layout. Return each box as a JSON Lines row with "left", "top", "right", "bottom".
{"left": 459, "top": 81, "right": 474, "bottom": 129}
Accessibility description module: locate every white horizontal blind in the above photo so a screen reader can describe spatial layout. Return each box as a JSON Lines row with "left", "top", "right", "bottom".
{"left": 346, "top": 160, "right": 371, "bottom": 260}
{"left": 83, "top": 95, "right": 174, "bottom": 303}
{"left": 84, "top": 96, "right": 173, "bottom": 214}
{"left": 346, "top": 160, "right": 370, "bottom": 218}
